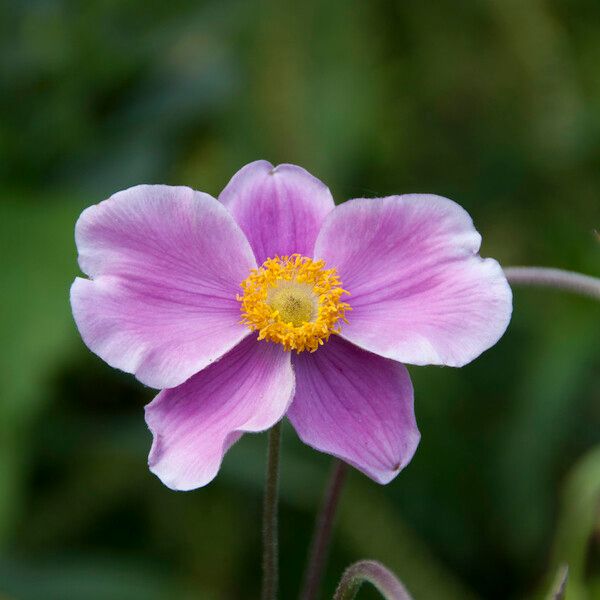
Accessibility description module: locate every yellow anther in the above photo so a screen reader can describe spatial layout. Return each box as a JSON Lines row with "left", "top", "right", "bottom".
{"left": 238, "top": 254, "right": 351, "bottom": 353}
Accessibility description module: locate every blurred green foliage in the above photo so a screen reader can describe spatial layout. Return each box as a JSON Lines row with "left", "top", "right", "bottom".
{"left": 1, "top": 1, "right": 599, "bottom": 599}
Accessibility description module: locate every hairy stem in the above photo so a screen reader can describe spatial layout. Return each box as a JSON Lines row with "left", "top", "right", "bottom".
{"left": 333, "top": 560, "right": 413, "bottom": 600}
{"left": 300, "top": 460, "right": 349, "bottom": 600}
{"left": 262, "top": 422, "right": 282, "bottom": 600}
{"left": 504, "top": 266, "right": 600, "bottom": 301}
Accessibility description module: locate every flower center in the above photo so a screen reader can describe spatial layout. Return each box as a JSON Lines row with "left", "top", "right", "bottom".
{"left": 238, "top": 254, "right": 351, "bottom": 352}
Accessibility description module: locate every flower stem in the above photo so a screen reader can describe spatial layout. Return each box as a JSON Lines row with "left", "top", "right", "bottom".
{"left": 299, "top": 460, "right": 348, "bottom": 600}
{"left": 333, "top": 560, "right": 413, "bottom": 600}
{"left": 504, "top": 267, "right": 600, "bottom": 301}
{"left": 262, "top": 422, "right": 282, "bottom": 600}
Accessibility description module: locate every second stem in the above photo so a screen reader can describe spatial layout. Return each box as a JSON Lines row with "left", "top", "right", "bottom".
{"left": 300, "top": 459, "right": 349, "bottom": 600}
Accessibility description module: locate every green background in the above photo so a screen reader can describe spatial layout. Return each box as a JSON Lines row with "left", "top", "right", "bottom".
{"left": 1, "top": 1, "right": 599, "bottom": 598}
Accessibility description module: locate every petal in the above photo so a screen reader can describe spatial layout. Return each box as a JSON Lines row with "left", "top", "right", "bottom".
{"left": 71, "top": 185, "right": 256, "bottom": 389}
{"left": 314, "top": 195, "right": 512, "bottom": 367}
{"left": 145, "top": 336, "right": 294, "bottom": 491}
{"left": 287, "top": 336, "right": 419, "bottom": 484}
{"left": 219, "top": 160, "right": 335, "bottom": 263}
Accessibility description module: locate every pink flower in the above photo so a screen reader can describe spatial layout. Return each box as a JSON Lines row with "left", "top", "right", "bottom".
{"left": 70, "top": 161, "right": 512, "bottom": 490}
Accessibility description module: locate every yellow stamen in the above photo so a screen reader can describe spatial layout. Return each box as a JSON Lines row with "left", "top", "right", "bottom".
{"left": 238, "top": 254, "right": 351, "bottom": 353}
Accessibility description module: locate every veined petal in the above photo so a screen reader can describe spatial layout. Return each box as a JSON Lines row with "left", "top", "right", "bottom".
{"left": 314, "top": 195, "right": 512, "bottom": 367}
{"left": 219, "top": 160, "right": 335, "bottom": 263}
{"left": 145, "top": 336, "right": 294, "bottom": 491}
{"left": 71, "top": 185, "right": 256, "bottom": 389}
{"left": 288, "top": 336, "right": 419, "bottom": 484}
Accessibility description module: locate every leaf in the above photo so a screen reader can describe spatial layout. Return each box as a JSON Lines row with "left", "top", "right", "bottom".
{"left": 546, "top": 565, "right": 568, "bottom": 600}
{"left": 536, "top": 447, "right": 600, "bottom": 600}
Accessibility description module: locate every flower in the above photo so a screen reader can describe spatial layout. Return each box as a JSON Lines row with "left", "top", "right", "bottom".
{"left": 70, "top": 161, "right": 512, "bottom": 490}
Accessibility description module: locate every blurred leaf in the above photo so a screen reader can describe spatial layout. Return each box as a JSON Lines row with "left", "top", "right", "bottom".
{"left": 496, "top": 300, "right": 600, "bottom": 565}
{"left": 0, "top": 556, "right": 202, "bottom": 600}
{"left": 546, "top": 565, "right": 568, "bottom": 600}
{"left": 0, "top": 196, "right": 82, "bottom": 545}
{"left": 543, "top": 446, "right": 600, "bottom": 600}
{"left": 337, "top": 478, "right": 480, "bottom": 600}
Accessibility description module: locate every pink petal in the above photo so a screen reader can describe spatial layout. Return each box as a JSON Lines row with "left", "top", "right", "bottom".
{"left": 145, "top": 336, "right": 294, "bottom": 490}
{"left": 219, "top": 160, "right": 335, "bottom": 263}
{"left": 314, "top": 195, "right": 512, "bottom": 367}
{"left": 71, "top": 185, "right": 256, "bottom": 389}
{"left": 288, "top": 336, "right": 419, "bottom": 484}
